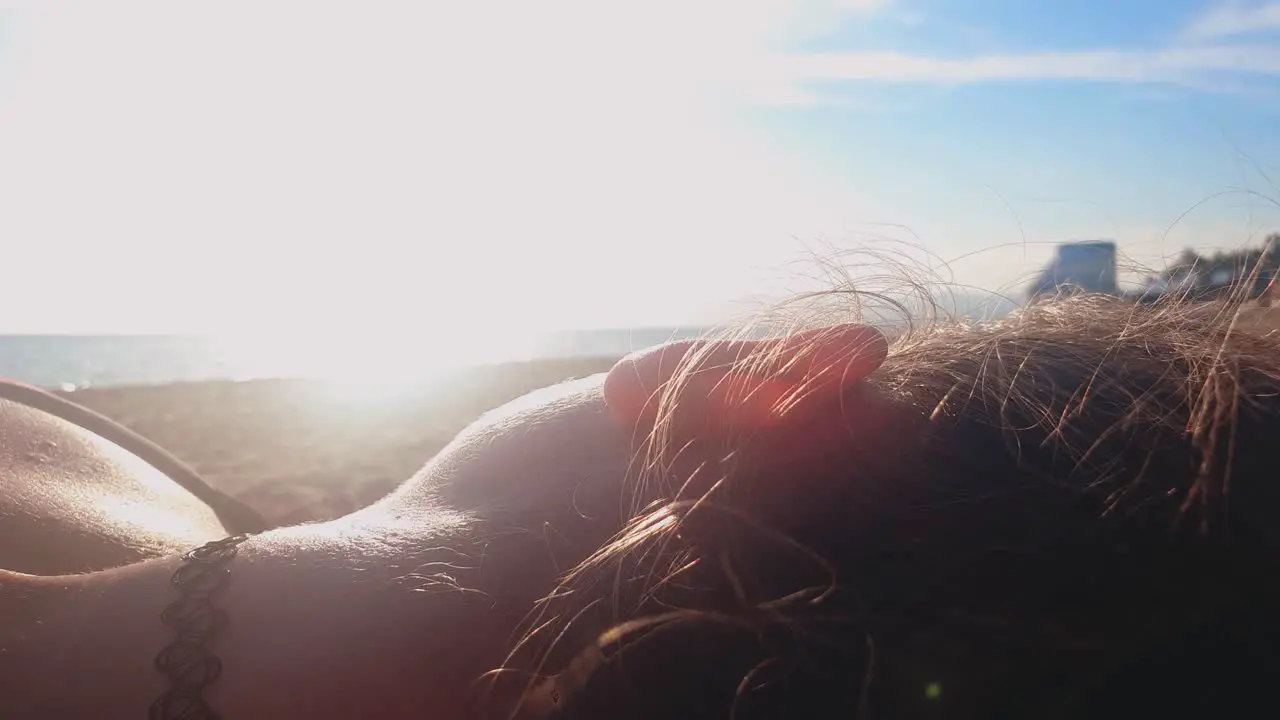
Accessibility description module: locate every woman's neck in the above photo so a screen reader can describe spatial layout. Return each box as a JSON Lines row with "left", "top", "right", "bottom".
{"left": 0, "top": 515, "right": 513, "bottom": 719}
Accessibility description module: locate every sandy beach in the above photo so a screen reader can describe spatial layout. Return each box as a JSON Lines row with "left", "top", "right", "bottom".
{"left": 46, "top": 303, "right": 1280, "bottom": 529}
{"left": 58, "top": 356, "right": 619, "bottom": 528}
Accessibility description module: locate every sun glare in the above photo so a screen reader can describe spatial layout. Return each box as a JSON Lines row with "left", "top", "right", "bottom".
{"left": 205, "top": 329, "right": 541, "bottom": 404}
{"left": 0, "top": 2, "right": 861, "bottom": 336}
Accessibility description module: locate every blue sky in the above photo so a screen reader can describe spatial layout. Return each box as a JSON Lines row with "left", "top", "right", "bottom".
{"left": 733, "top": 0, "right": 1280, "bottom": 279}
{"left": 0, "top": 2, "right": 1278, "bottom": 333}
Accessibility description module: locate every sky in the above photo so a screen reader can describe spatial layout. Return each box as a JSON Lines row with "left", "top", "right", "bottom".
{"left": 0, "top": 1, "right": 1279, "bottom": 333}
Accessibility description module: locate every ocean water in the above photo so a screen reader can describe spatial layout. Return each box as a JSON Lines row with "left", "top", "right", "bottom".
{"left": 0, "top": 328, "right": 713, "bottom": 390}
{"left": 0, "top": 291, "right": 1022, "bottom": 390}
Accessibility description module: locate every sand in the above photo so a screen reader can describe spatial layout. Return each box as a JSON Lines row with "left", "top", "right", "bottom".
{"left": 49, "top": 304, "right": 1280, "bottom": 529}
{"left": 59, "top": 356, "right": 619, "bottom": 528}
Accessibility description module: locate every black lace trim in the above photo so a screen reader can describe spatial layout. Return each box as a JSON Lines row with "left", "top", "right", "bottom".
{"left": 150, "top": 534, "right": 250, "bottom": 720}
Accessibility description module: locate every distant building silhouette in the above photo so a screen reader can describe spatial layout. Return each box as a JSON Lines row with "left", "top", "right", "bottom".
{"left": 1028, "top": 240, "right": 1118, "bottom": 299}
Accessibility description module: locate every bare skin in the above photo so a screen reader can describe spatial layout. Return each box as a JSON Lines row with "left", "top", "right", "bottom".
{"left": 0, "top": 395, "right": 231, "bottom": 574}
{"left": 0, "top": 327, "right": 891, "bottom": 718}
{"left": 0, "top": 374, "right": 637, "bottom": 719}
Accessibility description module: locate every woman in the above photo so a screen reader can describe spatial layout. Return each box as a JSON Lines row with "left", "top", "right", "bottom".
{"left": 3, "top": 295, "right": 1280, "bottom": 719}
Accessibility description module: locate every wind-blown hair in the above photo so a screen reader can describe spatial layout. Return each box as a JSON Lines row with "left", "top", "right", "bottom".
{"left": 493, "top": 292, "right": 1280, "bottom": 720}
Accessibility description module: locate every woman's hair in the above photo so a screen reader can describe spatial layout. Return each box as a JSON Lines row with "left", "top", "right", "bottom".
{"left": 493, "top": 292, "right": 1280, "bottom": 719}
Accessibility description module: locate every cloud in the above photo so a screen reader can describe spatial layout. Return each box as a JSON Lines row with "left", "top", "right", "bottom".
{"left": 833, "top": 0, "right": 893, "bottom": 11}
{"left": 834, "top": 0, "right": 928, "bottom": 27}
{"left": 748, "top": 4, "right": 1280, "bottom": 100}
{"left": 768, "top": 44, "right": 1280, "bottom": 85}
{"left": 1184, "top": 1, "right": 1280, "bottom": 39}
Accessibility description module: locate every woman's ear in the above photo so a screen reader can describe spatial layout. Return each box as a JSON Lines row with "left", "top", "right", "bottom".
{"left": 603, "top": 323, "right": 889, "bottom": 431}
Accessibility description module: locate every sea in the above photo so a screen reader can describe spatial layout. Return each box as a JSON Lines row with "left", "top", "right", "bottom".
{"left": 0, "top": 328, "right": 715, "bottom": 390}
{"left": 0, "top": 291, "right": 1021, "bottom": 391}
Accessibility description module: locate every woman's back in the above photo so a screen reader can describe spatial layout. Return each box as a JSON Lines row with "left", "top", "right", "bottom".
{"left": 0, "top": 382, "right": 255, "bottom": 574}
{"left": 5, "top": 295, "right": 1280, "bottom": 719}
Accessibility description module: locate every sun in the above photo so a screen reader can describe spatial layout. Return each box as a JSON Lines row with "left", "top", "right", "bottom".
{"left": 205, "top": 328, "right": 540, "bottom": 405}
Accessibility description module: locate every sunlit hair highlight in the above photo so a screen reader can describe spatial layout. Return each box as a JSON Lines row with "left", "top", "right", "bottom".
{"left": 485, "top": 258, "right": 1280, "bottom": 720}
